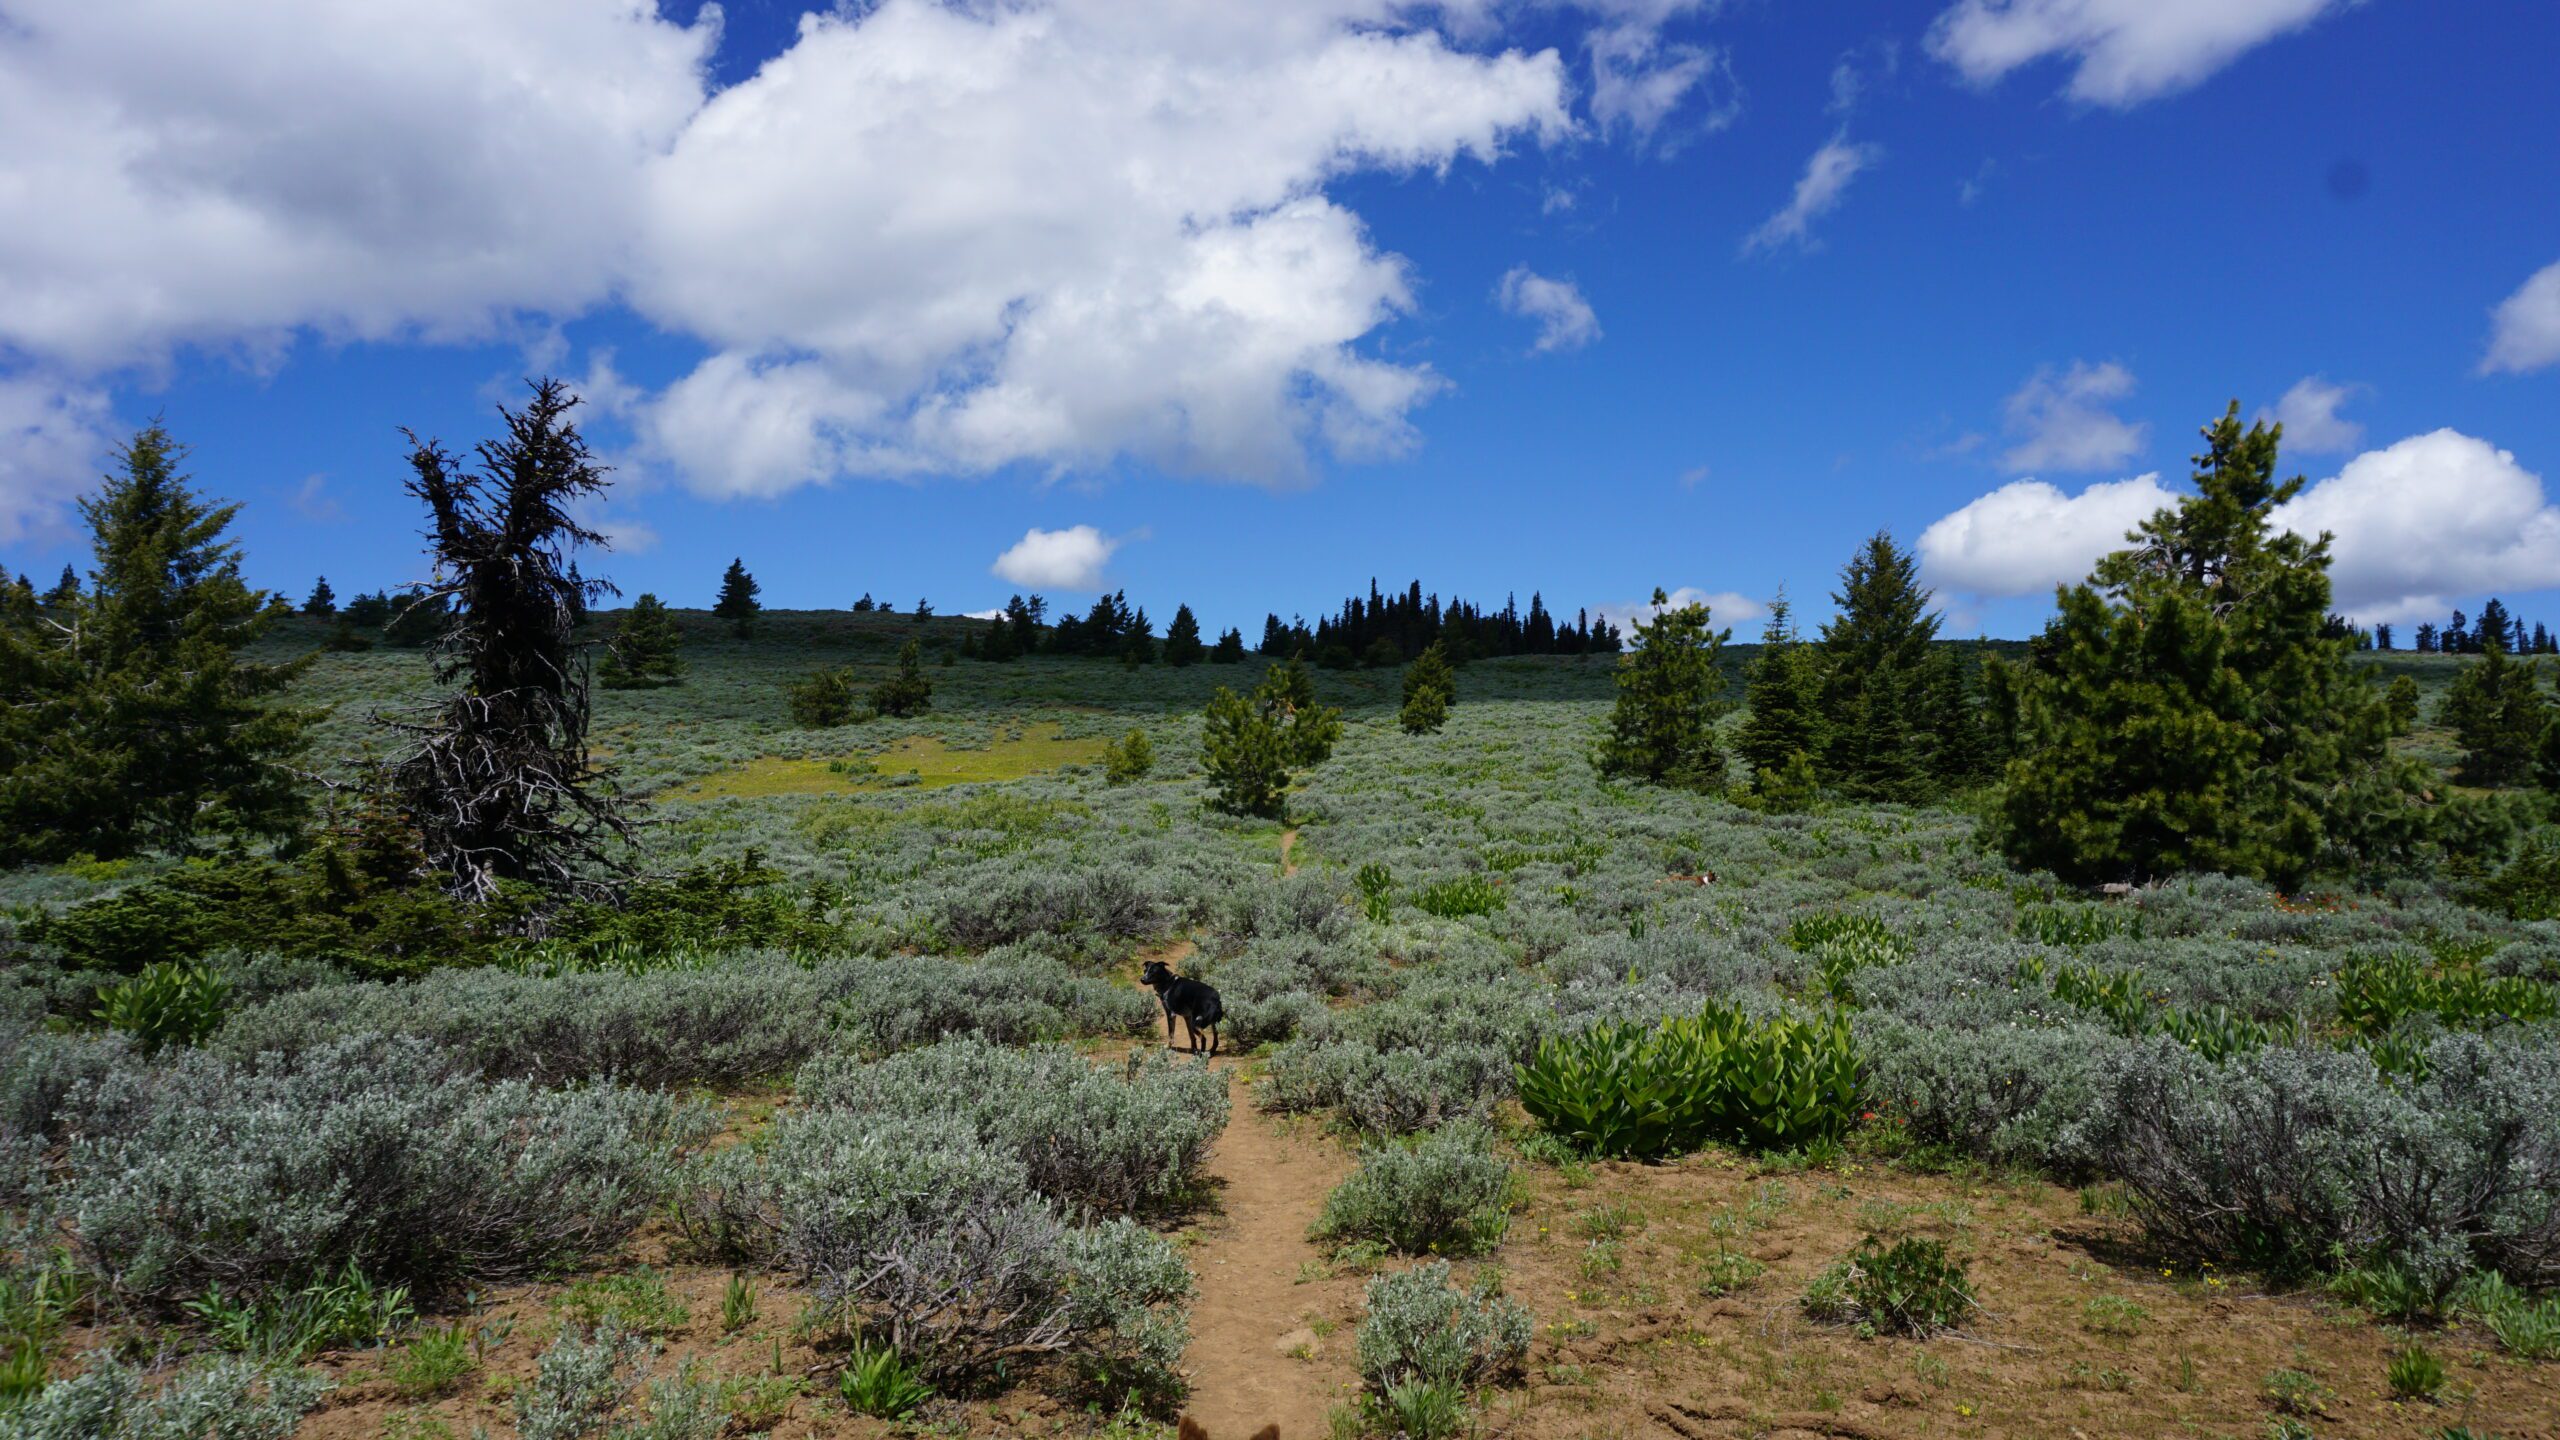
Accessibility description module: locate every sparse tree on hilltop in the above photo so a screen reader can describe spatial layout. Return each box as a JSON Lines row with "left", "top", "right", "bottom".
{"left": 1163, "top": 604, "right": 1206, "bottom": 667}
{"left": 872, "top": 638, "right": 933, "bottom": 718}
{"left": 714, "top": 559, "right": 760, "bottom": 637}
{"left": 303, "top": 576, "right": 337, "bottom": 617}
{"left": 1594, "top": 589, "right": 1729, "bottom": 791}
{"left": 599, "top": 593, "right": 686, "bottom": 689}
{"left": 1399, "top": 640, "right": 1456, "bottom": 734}
{"left": 1202, "top": 656, "right": 1342, "bottom": 818}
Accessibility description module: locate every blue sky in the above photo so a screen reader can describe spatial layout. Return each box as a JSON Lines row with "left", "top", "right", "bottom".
{"left": 3, "top": 0, "right": 2556, "bottom": 640}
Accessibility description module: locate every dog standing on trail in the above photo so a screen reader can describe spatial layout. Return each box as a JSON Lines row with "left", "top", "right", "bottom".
{"left": 1141, "top": 959, "right": 1224, "bottom": 1058}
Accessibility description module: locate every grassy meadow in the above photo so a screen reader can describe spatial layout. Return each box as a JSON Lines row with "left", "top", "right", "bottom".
{"left": 3, "top": 608, "right": 2556, "bottom": 1440}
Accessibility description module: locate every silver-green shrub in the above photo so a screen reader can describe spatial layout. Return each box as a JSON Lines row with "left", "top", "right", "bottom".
{"left": 0, "top": 1354, "right": 327, "bottom": 1440}
{"left": 794, "top": 1036, "right": 1226, "bottom": 1216}
{"left": 1314, "top": 1124, "right": 1514, "bottom": 1256}
{"left": 65, "top": 1036, "right": 713, "bottom": 1305}
{"left": 1354, "top": 1261, "right": 1530, "bottom": 1391}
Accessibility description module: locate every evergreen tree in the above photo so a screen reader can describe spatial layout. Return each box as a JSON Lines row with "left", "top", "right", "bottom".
{"left": 2475, "top": 598, "right": 2515, "bottom": 656}
{"left": 1200, "top": 656, "right": 1342, "bottom": 818}
{"left": 1734, "top": 590, "right": 1825, "bottom": 790}
{"left": 2539, "top": 623, "right": 2556, "bottom": 655}
{"left": 979, "top": 609, "right": 1019, "bottom": 662}
{"left": 44, "top": 563, "right": 80, "bottom": 608}
{"left": 1916, "top": 647, "right": 1990, "bottom": 788}
{"left": 598, "top": 593, "right": 685, "bottom": 689}
{"left": 714, "top": 559, "right": 760, "bottom": 637}
{"left": 0, "top": 424, "right": 310, "bottom": 862}
{"left": 872, "top": 639, "right": 933, "bottom": 718}
{"left": 2415, "top": 622, "right": 2439, "bottom": 653}
{"left": 1819, "top": 532, "right": 1940, "bottom": 798}
{"left": 1162, "top": 604, "right": 1206, "bottom": 667}
{"left": 1211, "top": 627, "right": 1246, "bottom": 663}
{"left": 1399, "top": 640, "right": 1457, "bottom": 734}
{"left": 787, "top": 666, "right": 860, "bottom": 727}
{"left": 386, "top": 380, "right": 630, "bottom": 903}
{"left": 2384, "top": 675, "right": 2421, "bottom": 736}
{"left": 912, "top": 598, "right": 933, "bottom": 620}
{"left": 853, "top": 593, "right": 875, "bottom": 612}
{"left": 1996, "top": 404, "right": 2414, "bottom": 886}
{"left": 303, "top": 576, "right": 337, "bottom": 617}
{"left": 1259, "top": 613, "right": 1289, "bottom": 657}
{"left": 342, "top": 591, "right": 393, "bottom": 632}
{"left": 1120, "top": 606, "right": 1155, "bottom": 666}
{"left": 2440, "top": 641, "right": 2546, "bottom": 787}
{"left": 2374, "top": 623, "right": 2394, "bottom": 651}
{"left": 1594, "top": 589, "right": 1729, "bottom": 791}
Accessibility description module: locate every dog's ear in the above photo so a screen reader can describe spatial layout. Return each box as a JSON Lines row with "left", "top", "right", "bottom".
{"left": 1177, "top": 1418, "right": 1210, "bottom": 1440}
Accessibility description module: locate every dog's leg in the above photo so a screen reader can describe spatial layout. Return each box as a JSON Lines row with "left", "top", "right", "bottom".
{"left": 1207, "top": 1022, "right": 1219, "bottom": 1060}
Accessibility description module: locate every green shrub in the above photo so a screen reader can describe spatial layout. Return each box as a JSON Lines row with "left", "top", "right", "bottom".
{"left": 2016, "top": 902, "right": 2140, "bottom": 946}
{"left": 389, "top": 1323, "right": 478, "bottom": 1399}
{"left": 1801, "top": 1236, "right": 1976, "bottom": 1337}
{"left": 719, "top": 1274, "right": 757, "bottom": 1335}
{"left": 90, "top": 961, "right": 228, "bottom": 1052}
{"left": 837, "top": 1339, "right": 932, "bottom": 1419}
{"left": 185, "top": 1260, "right": 413, "bottom": 1360}
{"left": 2334, "top": 953, "right": 2555, "bottom": 1035}
{"left": 1103, "top": 729, "right": 1155, "bottom": 785}
{"left": 555, "top": 1270, "right": 688, "bottom": 1338}
{"left": 2261, "top": 1367, "right": 2328, "bottom": 1417}
{"left": 1377, "top": 1379, "right": 1466, "bottom": 1440}
{"left": 786, "top": 667, "right": 862, "bottom": 727}
{"left": 2458, "top": 1272, "right": 2560, "bottom": 1360}
{"left": 1354, "top": 863, "right": 1393, "bottom": 924}
{"left": 1354, "top": 1261, "right": 1531, "bottom": 1392}
{"left": 1313, "top": 1125, "right": 1515, "bottom": 1257}
{"left": 2328, "top": 1261, "right": 2445, "bottom": 1324}
{"left": 2080, "top": 1294, "right": 2146, "bottom": 1336}
{"left": 1515, "top": 1004, "right": 1859, "bottom": 1158}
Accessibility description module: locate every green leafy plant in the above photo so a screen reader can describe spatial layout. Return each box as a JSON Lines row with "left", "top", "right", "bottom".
{"left": 184, "top": 1261, "right": 413, "bottom": 1361}
{"left": 1515, "top": 1003, "right": 1859, "bottom": 1158}
{"left": 837, "top": 1338, "right": 933, "bottom": 1419}
{"left": 92, "top": 961, "right": 229, "bottom": 1051}
{"left": 720, "top": 1274, "right": 758, "bottom": 1335}
{"left": 2261, "top": 1368, "right": 2329, "bottom": 1418}
{"left": 1695, "top": 1249, "right": 1764, "bottom": 1297}
{"left": 554, "top": 1270, "right": 688, "bottom": 1339}
{"left": 2081, "top": 1294, "right": 2147, "bottom": 1337}
{"left": 2386, "top": 1342, "right": 2445, "bottom": 1402}
{"left": 390, "top": 1323, "right": 476, "bottom": 1400}
{"left": 1354, "top": 863, "right": 1394, "bottom": 923}
{"left": 1801, "top": 1237, "right": 1976, "bottom": 1338}
{"left": 1413, "top": 875, "right": 1504, "bottom": 919}
{"left": 1378, "top": 1378, "right": 1466, "bottom": 1440}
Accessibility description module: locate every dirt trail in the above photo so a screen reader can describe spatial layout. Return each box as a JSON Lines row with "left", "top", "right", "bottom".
{"left": 1179, "top": 1062, "right": 1360, "bottom": 1440}
{"left": 1279, "top": 827, "right": 1299, "bottom": 876}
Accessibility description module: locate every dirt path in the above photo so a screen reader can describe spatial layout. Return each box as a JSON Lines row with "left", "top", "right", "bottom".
{"left": 1279, "top": 827, "right": 1299, "bottom": 876}
{"left": 1179, "top": 1063, "right": 1360, "bottom": 1440}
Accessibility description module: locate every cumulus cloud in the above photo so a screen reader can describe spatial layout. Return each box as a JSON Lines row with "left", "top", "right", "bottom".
{"left": 1926, "top": 0, "right": 2367, "bottom": 107}
{"left": 1495, "top": 267, "right": 1601, "bottom": 353}
{"left": 991, "top": 525, "right": 1124, "bottom": 591}
{"left": 2258, "top": 376, "right": 2365, "bottom": 455}
{"left": 0, "top": 377, "right": 114, "bottom": 547}
{"left": 2273, "top": 430, "right": 2560, "bottom": 623}
{"left": 1742, "top": 132, "right": 1880, "bottom": 255}
{"left": 1917, "top": 430, "right": 2560, "bottom": 625}
{"left": 1591, "top": 586, "right": 1765, "bottom": 635}
{"left": 1917, "top": 473, "right": 2176, "bottom": 596}
{"left": 2482, "top": 259, "right": 2560, "bottom": 375}
{"left": 1998, "top": 360, "right": 2147, "bottom": 473}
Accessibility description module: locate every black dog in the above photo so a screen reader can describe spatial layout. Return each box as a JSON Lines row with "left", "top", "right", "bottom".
{"left": 1140, "top": 959, "right": 1224, "bottom": 1058}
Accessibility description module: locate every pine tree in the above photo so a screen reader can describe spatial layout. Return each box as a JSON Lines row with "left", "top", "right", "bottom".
{"left": 1162, "top": 604, "right": 1206, "bottom": 667}
{"left": 2374, "top": 623, "right": 2394, "bottom": 651}
{"left": 385, "top": 380, "right": 630, "bottom": 903}
{"left": 1819, "top": 532, "right": 1940, "bottom": 798}
{"left": 1734, "top": 590, "right": 1825, "bottom": 790}
{"left": 853, "top": 593, "right": 875, "bottom": 612}
{"left": 2384, "top": 675, "right": 2421, "bottom": 736}
{"left": 598, "top": 593, "right": 685, "bottom": 689}
{"left": 788, "top": 666, "right": 860, "bottom": 726}
{"left": 872, "top": 638, "right": 933, "bottom": 718}
{"left": 2475, "top": 598, "right": 2514, "bottom": 655}
{"left": 0, "top": 425, "right": 311, "bottom": 863}
{"left": 1594, "top": 589, "right": 1729, "bottom": 791}
{"left": 1916, "top": 648, "right": 1990, "bottom": 788}
{"left": 1201, "top": 656, "right": 1342, "bottom": 818}
{"left": 1399, "top": 640, "right": 1457, "bottom": 734}
{"left": 1996, "top": 404, "right": 2414, "bottom": 886}
{"left": 1211, "top": 627, "right": 1247, "bottom": 663}
{"left": 303, "top": 576, "right": 337, "bottom": 617}
{"left": 2441, "top": 640, "right": 2547, "bottom": 787}
{"left": 2415, "top": 622, "right": 2439, "bottom": 653}
{"left": 44, "top": 564, "right": 79, "bottom": 608}
{"left": 714, "top": 559, "right": 760, "bottom": 637}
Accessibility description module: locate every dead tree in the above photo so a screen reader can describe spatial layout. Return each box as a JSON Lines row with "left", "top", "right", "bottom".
{"left": 384, "top": 379, "right": 630, "bottom": 905}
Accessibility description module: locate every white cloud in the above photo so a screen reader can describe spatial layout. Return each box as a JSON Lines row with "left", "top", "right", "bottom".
{"left": 1591, "top": 586, "right": 1765, "bottom": 635}
{"left": 1495, "top": 267, "right": 1601, "bottom": 353}
{"left": 1998, "top": 360, "right": 2147, "bottom": 473}
{"left": 1926, "top": 0, "right": 2366, "bottom": 108}
{"left": 2274, "top": 430, "right": 2560, "bottom": 623}
{"left": 1742, "top": 132, "right": 1879, "bottom": 255}
{"left": 1916, "top": 429, "right": 2560, "bottom": 625}
{"left": 991, "top": 525, "right": 1124, "bottom": 591}
{"left": 0, "top": 377, "right": 114, "bottom": 547}
{"left": 1917, "top": 472, "right": 2176, "bottom": 596}
{"left": 2258, "top": 375, "right": 2365, "bottom": 455}
{"left": 286, "top": 473, "right": 346, "bottom": 525}
{"left": 1586, "top": 24, "right": 1737, "bottom": 148}
{"left": 2482, "top": 259, "right": 2560, "bottom": 375}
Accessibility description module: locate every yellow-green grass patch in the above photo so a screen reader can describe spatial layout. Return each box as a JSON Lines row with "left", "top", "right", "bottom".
{"left": 673, "top": 725, "right": 1110, "bottom": 800}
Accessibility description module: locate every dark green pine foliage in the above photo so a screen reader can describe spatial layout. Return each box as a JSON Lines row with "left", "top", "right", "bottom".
{"left": 1818, "top": 532, "right": 1941, "bottom": 800}
{"left": 1399, "top": 640, "right": 1456, "bottom": 734}
{"left": 713, "top": 558, "right": 760, "bottom": 637}
{"left": 599, "top": 593, "right": 686, "bottom": 689}
{"left": 1996, "top": 404, "right": 2416, "bottom": 887}
{"left": 872, "top": 639, "right": 934, "bottom": 718}
{"left": 1211, "top": 627, "right": 1247, "bottom": 663}
{"left": 1162, "top": 604, "right": 1206, "bottom": 667}
{"left": 44, "top": 564, "right": 80, "bottom": 608}
{"left": 1201, "top": 656, "right": 1343, "bottom": 818}
{"left": 1119, "top": 607, "right": 1156, "bottom": 666}
{"left": 0, "top": 424, "right": 310, "bottom": 863}
{"left": 1734, "top": 590, "right": 1825, "bottom": 792}
{"left": 387, "top": 380, "right": 631, "bottom": 903}
{"left": 787, "top": 666, "right": 861, "bottom": 727}
{"left": 2440, "top": 641, "right": 2547, "bottom": 787}
{"left": 1594, "top": 589, "right": 1729, "bottom": 792}
{"left": 1916, "top": 648, "right": 1991, "bottom": 788}
{"left": 303, "top": 576, "right": 337, "bottom": 617}
{"left": 2384, "top": 675, "right": 2421, "bottom": 736}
